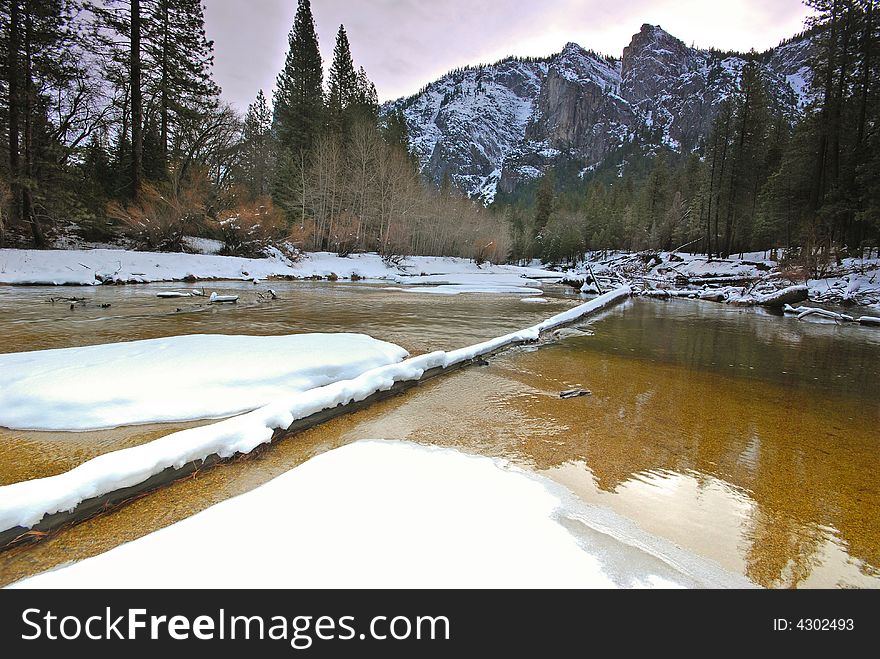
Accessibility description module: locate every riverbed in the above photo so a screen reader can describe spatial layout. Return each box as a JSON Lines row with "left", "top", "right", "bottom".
{"left": 0, "top": 282, "right": 877, "bottom": 588}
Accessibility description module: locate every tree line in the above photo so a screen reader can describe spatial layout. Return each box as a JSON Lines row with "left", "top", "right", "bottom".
{"left": 0, "top": 0, "right": 509, "bottom": 262}
{"left": 504, "top": 0, "right": 879, "bottom": 271}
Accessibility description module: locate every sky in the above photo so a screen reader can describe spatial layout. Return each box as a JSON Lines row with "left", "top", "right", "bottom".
{"left": 203, "top": 0, "right": 814, "bottom": 111}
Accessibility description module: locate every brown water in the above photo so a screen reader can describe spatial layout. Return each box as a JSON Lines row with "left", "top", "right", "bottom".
{"left": 0, "top": 285, "right": 877, "bottom": 588}
{"left": 0, "top": 282, "right": 579, "bottom": 484}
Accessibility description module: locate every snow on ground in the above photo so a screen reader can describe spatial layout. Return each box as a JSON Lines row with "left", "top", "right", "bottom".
{"left": 0, "top": 248, "right": 559, "bottom": 294}
{"left": 181, "top": 236, "right": 224, "bottom": 255}
{"left": 0, "top": 334, "right": 408, "bottom": 432}
{"left": 566, "top": 251, "right": 880, "bottom": 311}
{"left": 11, "top": 440, "right": 752, "bottom": 589}
{"left": 0, "top": 287, "right": 631, "bottom": 534}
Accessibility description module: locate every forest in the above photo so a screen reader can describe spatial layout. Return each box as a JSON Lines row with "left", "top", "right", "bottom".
{"left": 506, "top": 0, "right": 880, "bottom": 270}
{"left": 0, "top": 0, "right": 877, "bottom": 270}
{"left": 0, "top": 0, "right": 508, "bottom": 262}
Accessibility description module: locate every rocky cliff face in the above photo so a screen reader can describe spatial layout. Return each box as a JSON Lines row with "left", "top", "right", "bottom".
{"left": 383, "top": 24, "right": 816, "bottom": 203}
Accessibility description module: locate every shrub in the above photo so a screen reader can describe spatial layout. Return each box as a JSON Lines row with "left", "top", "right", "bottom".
{"left": 210, "top": 197, "right": 287, "bottom": 258}
{"left": 109, "top": 177, "right": 209, "bottom": 252}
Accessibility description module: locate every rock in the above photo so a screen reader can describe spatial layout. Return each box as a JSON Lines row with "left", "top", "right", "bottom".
{"left": 385, "top": 24, "right": 813, "bottom": 201}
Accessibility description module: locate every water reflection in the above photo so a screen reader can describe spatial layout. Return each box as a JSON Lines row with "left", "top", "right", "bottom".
{"left": 331, "top": 300, "right": 880, "bottom": 588}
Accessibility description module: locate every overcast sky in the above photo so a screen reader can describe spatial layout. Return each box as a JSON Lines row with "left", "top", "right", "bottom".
{"left": 203, "top": 0, "right": 813, "bottom": 110}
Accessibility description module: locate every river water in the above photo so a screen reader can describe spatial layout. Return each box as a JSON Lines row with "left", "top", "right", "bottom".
{"left": 0, "top": 282, "right": 877, "bottom": 588}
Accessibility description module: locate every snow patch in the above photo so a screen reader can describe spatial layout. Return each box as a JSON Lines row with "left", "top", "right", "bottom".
{"left": 0, "top": 334, "right": 408, "bottom": 432}
{"left": 11, "top": 440, "right": 752, "bottom": 589}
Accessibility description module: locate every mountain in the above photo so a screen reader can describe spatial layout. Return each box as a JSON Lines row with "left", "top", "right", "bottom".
{"left": 382, "top": 24, "right": 816, "bottom": 204}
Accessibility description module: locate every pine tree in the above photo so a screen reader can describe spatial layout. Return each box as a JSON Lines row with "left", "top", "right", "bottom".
{"left": 720, "top": 58, "right": 772, "bottom": 256}
{"left": 241, "top": 89, "right": 274, "bottom": 198}
{"left": 273, "top": 0, "right": 324, "bottom": 157}
{"left": 0, "top": 0, "right": 79, "bottom": 243}
{"left": 353, "top": 66, "right": 379, "bottom": 122}
{"left": 326, "top": 24, "right": 357, "bottom": 135}
{"left": 382, "top": 109, "right": 410, "bottom": 151}
{"left": 533, "top": 173, "right": 555, "bottom": 239}
{"left": 148, "top": 0, "right": 220, "bottom": 168}
{"left": 130, "top": 0, "right": 142, "bottom": 198}
{"left": 90, "top": 0, "right": 144, "bottom": 198}
{"left": 702, "top": 99, "right": 734, "bottom": 257}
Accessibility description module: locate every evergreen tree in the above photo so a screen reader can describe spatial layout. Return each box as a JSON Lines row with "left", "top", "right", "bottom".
{"left": 240, "top": 89, "right": 274, "bottom": 198}
{"left": 533, "top": 173, "right": 554, "bottom": 239}
{"left": 702, "top": 99, "right": 734, "bottom": 257}
{"left": 90, "top": 0, "right": 144, "bottom": 197}
{"left": 326, "top": 24, "right": 357, "bottom": 135}
{"left": 353, "top": 65, "right": 379, "bottom": 122}
{"left": 273, "top": 0, "right": 323, "bottom": 157}
{"left": 381, "top": 110, "right": 409, "bottom": 151}
{"left": 148, "top": 0, "right": 220, "bottom": 168}
{"left": 721, "top": 58, "right": 773, "bottom": 256}
{"left": 0, "top": 0, "right": 80, "bottom": 244}
{"left": 130, "top": 0, "right": 142, "bottom": 197}
{"left": 639, "top": 152, "right": 671, "bottom": 249}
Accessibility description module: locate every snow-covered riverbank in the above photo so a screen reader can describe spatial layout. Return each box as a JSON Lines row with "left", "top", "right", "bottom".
{"left": 11, "top": 440, "right": 752, "bottom": 589}
{"left": 564, "top": 250, "right": 880, "bottom": 311}
{"left": 0, "top": 248, "right": 557, "bottom": 294}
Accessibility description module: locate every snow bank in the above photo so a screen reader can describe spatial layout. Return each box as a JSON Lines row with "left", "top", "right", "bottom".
{"left": 0, "top": 248, "right": 558, "bottom": 291}
{"left": 0, "top": 287, "right": 631, "bottom": 534}
{"left": 0, "top": 334, "right": 409, "bottom": 432}
{"left": 12, "top": 441, "right": 751, "bottom": 589}
{"left": 566, "top": 251, "right": 880, "bottom": 311}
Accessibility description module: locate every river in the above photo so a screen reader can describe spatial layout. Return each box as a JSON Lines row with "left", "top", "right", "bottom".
{"left": 0, "top": 282, "right": 877, "bottom": 588}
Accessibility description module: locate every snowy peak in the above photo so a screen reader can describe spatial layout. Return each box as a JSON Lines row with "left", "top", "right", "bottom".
{"left": 385, "top": 57, "right": 548, "bottom": 201}
{"left": 553, "top": 42, "right": 621, "bottom": 92}
{"left": 382, "top": 24, "right": 816, "bottom": 203}
{"left": 621, "top": 24, "right": 697, "bottom": 101}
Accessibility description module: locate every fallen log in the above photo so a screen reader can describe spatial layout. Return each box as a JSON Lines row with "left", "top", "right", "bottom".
{"left": 641, "top": 289, "right": 726, "bottom": 302}
{"left": 797, "top": 308, "right": 855, "bottom": 322}
{"left": 687, "top": 275, "right": 759, "bottom": 285}
{"left": 754, "top": 285, "right": 809, "bottom": 308}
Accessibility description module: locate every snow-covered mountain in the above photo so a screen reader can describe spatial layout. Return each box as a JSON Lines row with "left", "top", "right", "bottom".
{"left": 383, "top": 24, "right": 816, "bottom": 204}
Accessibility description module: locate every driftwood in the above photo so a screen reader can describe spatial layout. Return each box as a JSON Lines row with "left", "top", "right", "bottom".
{"left": 754, "top": 285, "right": 809, "bottom": 308}
{"left": 586, "top": 264, "right": 605, "bottom": 295}
{"left": 560, "top": 389, "right": 591, "bottom": 399}
{"left": 686, "top": 275, "right": 759, "bottom": 285}
{"left": 784, "top": 304, "right": 880, "bottom": 327}
{"left": 642, "top": 289, "right": 726, "bottom": 302}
